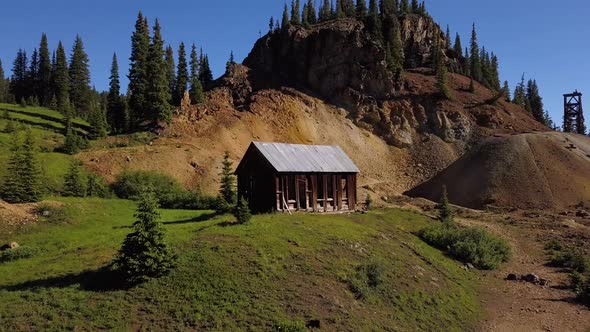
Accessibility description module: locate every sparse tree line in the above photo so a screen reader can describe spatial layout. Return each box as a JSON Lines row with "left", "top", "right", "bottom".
{"left": 0, "top": 11, "right": 215, "bottom": 139}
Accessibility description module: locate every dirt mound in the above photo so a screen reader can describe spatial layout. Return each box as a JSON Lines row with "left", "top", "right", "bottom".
{"left": 0, "top": 200, "right": 38, "bottom": 225}
{"left": 407, "top": 132, "right": 590, "bottom": 210}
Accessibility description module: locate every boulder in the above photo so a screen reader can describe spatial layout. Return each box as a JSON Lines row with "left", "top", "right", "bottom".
{"left": 506, "top": 273, "right": 520, "bottom": 281}
{"left": 522, "top": 273, "right": 540, "bottom": 284}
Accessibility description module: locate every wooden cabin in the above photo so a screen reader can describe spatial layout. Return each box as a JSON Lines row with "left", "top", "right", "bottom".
{"left": 235, "top": 142, "right": 359, "bottom": 213}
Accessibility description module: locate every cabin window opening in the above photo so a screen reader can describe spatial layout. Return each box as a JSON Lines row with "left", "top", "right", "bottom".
{"left": 287, "top": 175, "right": 296, "bottom": 203}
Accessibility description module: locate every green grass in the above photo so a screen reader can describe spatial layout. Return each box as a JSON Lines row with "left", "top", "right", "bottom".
{"left": 0, "top": 199, "right": 480, "bottom": 331}
{"left": 0, "top": 103, "right": 90, "bottom": 127}
{"left": 0, "top": 126, "right": 79, "bottom": 194}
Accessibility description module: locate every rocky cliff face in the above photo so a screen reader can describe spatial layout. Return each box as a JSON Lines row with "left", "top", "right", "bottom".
{"left": 244, "top": 18, "right": 396, "bottom": 102}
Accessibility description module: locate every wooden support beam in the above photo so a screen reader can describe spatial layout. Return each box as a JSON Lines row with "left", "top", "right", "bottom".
{"left": 323, "top": 175, "right": 328, "bottom": 212}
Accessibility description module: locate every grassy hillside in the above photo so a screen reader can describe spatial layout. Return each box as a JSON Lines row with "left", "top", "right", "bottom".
{"left": 0, "top": 103, "right": 90, "bottom": 133}
{"left": 0, "top": 199, "right": 479, "bottom": 331}
{"left": 0, "top": 119, "right": 79, "bottom": 194}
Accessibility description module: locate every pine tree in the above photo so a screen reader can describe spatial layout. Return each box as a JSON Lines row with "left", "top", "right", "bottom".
{"left": 198, "top": 55, "right": 213, "bottom": 89}
{"left": 21, "top": 129, "right": 42, "bottom": 202}
{"left": 282, "top": 4, "right": 291, "bottom": 29}
{"left": 400, "top": 0, "right": 409, "bottom": 15}
{"left": 234, "top": 196, "right": 252, "bottom": 224}
{"left": 113, "top": 188, "right": 175, "bottom": 284}
{"left": 411, "top": 0, "right": 419, "bottom": 13}
{"left": 269, "top": 16, "right": 274, "bottom": 32}
{"left": 128, "top": 12, "right": 151, "bottom": 129}
{"left": 53, "top": 42, "right": 70, "bottom": 112}
{"left": 62, "top": 115, "right": 79, "bottom": 155}
{"left": 107, "top": 53, "right": 128, "bottom": 134}
{"left": 189, "top": 44, "right": 205, "bottom": 104}
{"left": 480, "top": 47, "right": 492, "bottom": 88}
{"left": 381, "top": 0, "right": 404, "bottom": 79}
{"left": 1, "top": 132, "right": 26, "bottom": 203}
{"left": 320, "top": 0, "right": 331, "bottom": 21}
{"left": 367, "top": 0, "right": 381, "bottom": 40}
{"left": 513, "top": 74, "right": 526, "bottom": 107}
{"left": 9, "top": 49, "right": 28, "bottom": 102}
{"left": 356, "top": 0, "right": 368, "bottom": 19}
{"left": 435, "top": 35, "right": 451, "bottom": 99}
{"left": 291, "top": 0, "right": 302, "bottom": 25}
{"left": 69, "top": 35, "right": 92, "bottom": 115}
{"left": 526, "top": 79, "right": 545, "bottom": 124}
{"left": 307, "top": 0, "right": 317, "bottom": 23}
{"left": 302, "top": 3, "right": 310, "bottom": 27}
{"left": 39, "top": 33, "right": 52, "bottom": 106}
{"left": 226, "top": 51, "right": 235, "bottom": 70}
{"left": 88, "top": 93, "right": 108, "bottom": 139}
{"left": 437, "top": 185, "right": 453, "bottom": 224}
{"left": 503, "top": 80, "right": 511, "bottom": 102}
{"left": 0, "top": 59, "right": 6, "bottom": 103}
{"left": 342, "top": 0, "right": 355, "bottom": 16}
{"left": 219, "top": 151, "right": 236, "bottom": 206}
{"left": 26, "top": 48, "right": 39, "bottom": 102}
{"left": 63, "top": 160, "right": 86, "bottom": 197}
{"left": 175, "top": 42, "right": 189, "bottom": 105}
{"left": 453, "top": 33, "right": 462, "bottom": 57}
{"left": 164, "top": 45, "right": 176, "bottom": 105}
{"left": 470, "top": 23, "right": 482, "bottom": 83}
{"left": 445, "top": 25, "right": 451, "bottom": 49}
{"left": 145, "top": 19, "right": 172, "bottom": 124}
{"left": 490, "top": 54, "right": 501, "bottom": 91}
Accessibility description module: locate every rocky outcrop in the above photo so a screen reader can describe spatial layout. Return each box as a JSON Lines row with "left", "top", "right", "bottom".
{"left": 244, "top": 18, "right": 396, "bottom": 102}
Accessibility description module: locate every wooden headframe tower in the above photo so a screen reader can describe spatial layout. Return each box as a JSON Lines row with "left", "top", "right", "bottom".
{"left": 563, "top": 91, "right": 586, "bottom": 134}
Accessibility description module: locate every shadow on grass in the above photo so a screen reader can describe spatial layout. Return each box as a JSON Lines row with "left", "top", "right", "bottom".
{"left": 112, "top": 212, "right": 219, "bottom": 230}
{"left": 1, "top": 265, "right": 133, "bottom": 292}
{"left": 162, "top": 212, "right": 218, "bottom": 225}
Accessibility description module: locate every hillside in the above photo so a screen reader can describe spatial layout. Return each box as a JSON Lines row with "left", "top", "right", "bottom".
{"left": 0, "top": 199, "right": 479, "bottom": 330}
{"left": 407, "top": 132, "right": 590, "bottom": 210}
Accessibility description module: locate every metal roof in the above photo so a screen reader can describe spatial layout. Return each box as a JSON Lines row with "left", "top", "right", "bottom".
{"left": 251, "top": 142, "right": 359, "bottom": 173}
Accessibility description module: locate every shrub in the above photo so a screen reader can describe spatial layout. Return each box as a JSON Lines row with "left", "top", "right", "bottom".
{"left": 86, "top": 174, "right": 113, "bottom": 198}
{"left": 273, "top": 320, "right": 306, "bottom": 332}
{"left": 348, "top": 260, "right": 384, "bottom": 299}
{"left": 449, "top": 228, "right": 512, "bottom": 270}
{"left": 112, "top": 170, "right": 215, "bottom": 210}
{"left": 419, "top": 224, "right": 511, "bottom": 270}
{"left": 0, "top": 246, "right": 38, "bottom": 263}
{"left": 234, "top": 196, "right": 251, "bottom": 224}
{"left": 35, "top": 204, "right": 71, "bottom": 224}
{"left": 112, "top": 170, "right": 184, "bottom": 200}
{"left": 365, "top": 194, "right": 373, "bottom": 210}
{"left": 550, "top": 249, "right": 589, "bottom": 273}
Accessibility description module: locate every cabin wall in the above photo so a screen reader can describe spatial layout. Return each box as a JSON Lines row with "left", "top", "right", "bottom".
{"left": 275, "top": 173, "right": 357, "bottom": 212}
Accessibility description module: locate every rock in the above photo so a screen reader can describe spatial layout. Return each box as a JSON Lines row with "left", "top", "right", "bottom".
{"left": 466, "top": 263, "right": 475, "bottom": 270}
{"left": 539, "top": 279, "right": 550, "bottom": 287}
{"left": 506, "top": 273, "right": 520, "bottom": 281}
{"left": 180, "top": 90, "right": 192, "bottom": 112}
{"left": 576, "top": 210, "right": 589, "bottom": 218}
{"left": 522, "top": 273, "right": 540, "bottom": 284}
{"left": 126, "top": 155, "right": 132, "bottom": 162}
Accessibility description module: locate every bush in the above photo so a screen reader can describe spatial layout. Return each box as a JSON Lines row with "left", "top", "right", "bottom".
{"left": 234, "top": 196, "right": 251, "bottom": 224}
{"left": 550, "top": 249, "right": 589, "bottom": 273}
{"left": 419, "top": 224, "right": 511, "bottom": 270}
{"left": 35, "top": 204, "right": 71, "bottom": 224}
{"left": 273, "top": 320, "right": 306, "bottom": 332}
{"left": 112, "top": 170, "right": 216, "bottom": 210}
{"left": 214, "top": 195, "right": 233, "bottom": 214}
{"left": 0, "top": 246, "right": 38, "bottom": 263}
{"left": 112, "top": 170, "right": 184, "bottom": 200}
{"left": 348, "top": 260, "right": 384, "bottom": 299}
{"left": 86, "top": 174, "right": 113, "bottom": 198}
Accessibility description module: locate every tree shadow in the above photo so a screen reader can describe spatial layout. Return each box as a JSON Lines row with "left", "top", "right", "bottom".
{"left": 1, "top": 265, "right": 133, "bottom": 292}
{"left": 162, "top": 212, "right": 218, "bottom": 225}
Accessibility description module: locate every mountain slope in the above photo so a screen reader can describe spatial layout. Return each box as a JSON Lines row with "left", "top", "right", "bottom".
{"left": 407, "top": 132, "right": 590, "bottom": 210}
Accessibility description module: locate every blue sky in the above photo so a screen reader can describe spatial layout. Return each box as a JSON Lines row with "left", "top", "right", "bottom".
{"left": 0, "top": 0, "right": 589, "bottom": 129}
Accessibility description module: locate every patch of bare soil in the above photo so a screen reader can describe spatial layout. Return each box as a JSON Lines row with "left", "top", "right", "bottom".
{"left": 459, "top": 211, "right": 590, "bottom": 332}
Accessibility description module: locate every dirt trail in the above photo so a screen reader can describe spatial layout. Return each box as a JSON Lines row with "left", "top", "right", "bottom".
{"left": 458, "top": 216, "right": 590, "bottom": 332}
